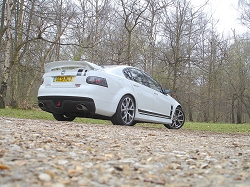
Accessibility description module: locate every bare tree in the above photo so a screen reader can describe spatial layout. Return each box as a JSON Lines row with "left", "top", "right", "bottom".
{"left": 225, "top": 32, "right": 250, "bottom": 123}
{"left": 119, "top": 0, "right": 149, "bottom": 66}
{"left": 160, "top": 0, "right": 194, "bottom": 95}
{"left": 239, "top": 0, "right": 250, "bottom": 29}
{"left": 138, "top": 0, "right": 168, "bottom": 74}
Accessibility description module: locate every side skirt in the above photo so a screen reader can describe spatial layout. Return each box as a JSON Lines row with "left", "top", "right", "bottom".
{"left": 138, "top": 109, "right": 171, "bottom": 119}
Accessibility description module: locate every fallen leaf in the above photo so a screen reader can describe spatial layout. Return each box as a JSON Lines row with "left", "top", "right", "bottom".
{"left": 68, "top": 168, "right": 81, "bottom": 177}
{"left": 45, "top": 170, "right": 55, "bottom": 178}
{"left": 15, "top": 160, "right": 27, "bottom": 166}
{"left": 105, "top": 154, "right": 113, "bottom": 160}
{"left": 0, "top": 164, "right": 10, "bottom": 170}
{"left": 55, "top": 165, "right": 65, "bottom": 171}
{"left": 76, "top": 165, "right": 84, "bottom": 172}
{"left": 114, "top": 165, "right": 123, "bottom": 171}
{"left": 148, "top": 133, "right": 156, "bottom": 136}
{"left": 0, "top": 149, "right": 6, "bottom": 158}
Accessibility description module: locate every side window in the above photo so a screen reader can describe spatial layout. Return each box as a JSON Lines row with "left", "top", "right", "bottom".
{"left": 144, "top": 73, "right": 163, "bottom": 93}
{"left": 123, "top": 68, "right": 149, "bottom": 87}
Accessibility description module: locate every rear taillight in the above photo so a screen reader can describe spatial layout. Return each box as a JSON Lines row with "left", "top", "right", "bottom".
{"left": 86, "top": 76, "right": 108, "bottom": 87}
{"left": 41, "top": 78, "right": 44, "bottom": 85}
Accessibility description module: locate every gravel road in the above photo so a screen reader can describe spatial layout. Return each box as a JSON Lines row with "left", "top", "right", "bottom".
{"left": 0, "top": 117, "right": 250, "bottom": 187}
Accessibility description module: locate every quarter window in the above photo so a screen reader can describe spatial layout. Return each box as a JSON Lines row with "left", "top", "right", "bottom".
{"left": 123, "top": 68, "right": 133, "bottom": 80}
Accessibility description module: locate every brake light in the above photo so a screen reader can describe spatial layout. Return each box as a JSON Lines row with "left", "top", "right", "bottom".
{"left": 41, "top": 78, "right": 44, "bottom": 85}
{"left": 86, "top": 76, "right": 108, "bottom": 87}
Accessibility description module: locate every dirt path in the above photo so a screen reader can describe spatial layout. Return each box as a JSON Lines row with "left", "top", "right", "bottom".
{"left": 0, "top": 117, "right": 250, "bottom": 187}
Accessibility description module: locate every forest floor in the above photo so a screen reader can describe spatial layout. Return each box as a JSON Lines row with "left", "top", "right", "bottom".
{"left": 0, "top": 117, "right": 250, "bottom": 187}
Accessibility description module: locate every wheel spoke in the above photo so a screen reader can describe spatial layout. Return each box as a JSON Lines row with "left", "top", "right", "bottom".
{"left": 178, "top": 113, "right": 183, "bottom": 118}
{"left": 122, "top": 113, "right": 128, "bottom": 122}
{"left": 121, "top": 108, "right": 126, "bottom": 112}
{"left": 128, "top": 104, "right": 134, "bottom": 110}
{"left": 171, "top": 121, "right": 176, "bottom": 127}
{"left": 125, "top": 98, "right": 130, "bottom": 106}
{"left": 177, "top": 118, "right": 184, "bottom": 122}
{"left": 127, "top": 113, "right": 133, "bottom": 121}
{"left": 121, "top": 103, "right": 126, "bottom": 109}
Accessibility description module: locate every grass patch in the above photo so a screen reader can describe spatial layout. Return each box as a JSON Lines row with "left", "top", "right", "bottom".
{"left": 0, "top": 108, "right": 249, "bottom": 133}
{"left": 0, "top": 107, "right": 111, "bottom": 125}
{"left": 183, "top": 122, "right": 250, "bottom": 134}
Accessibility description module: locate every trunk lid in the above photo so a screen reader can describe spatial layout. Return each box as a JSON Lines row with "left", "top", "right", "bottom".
{"left": 43, "top": 61, "right": 103, "bottom": 88}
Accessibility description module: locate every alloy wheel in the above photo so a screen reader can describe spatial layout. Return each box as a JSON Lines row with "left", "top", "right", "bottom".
{"left": 164, "top": 107, "right": 185, "bottom": 129}
{"left": 120, "top": 97, "right": 135, "bottom": 125}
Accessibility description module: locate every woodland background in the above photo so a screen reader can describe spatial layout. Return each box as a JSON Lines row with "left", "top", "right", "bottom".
{"left": 0, "top": 0, "right": 250, "bottom": 124}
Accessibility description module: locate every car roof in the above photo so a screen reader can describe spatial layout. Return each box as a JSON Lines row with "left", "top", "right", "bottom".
{"left": 103, "top": 65, "right": 130, "bottom": 69}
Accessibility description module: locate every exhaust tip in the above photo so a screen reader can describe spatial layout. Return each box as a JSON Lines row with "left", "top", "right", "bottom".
{"left": 76, "top": 104, "right": 88, "bottom": 111}
{"left": 38, "top": 102, "right": 44, "bottom": 108}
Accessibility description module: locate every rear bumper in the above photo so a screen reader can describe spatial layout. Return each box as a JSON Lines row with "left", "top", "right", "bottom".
{"left": 37, "top": 96, "right": 96, "bottom": 115}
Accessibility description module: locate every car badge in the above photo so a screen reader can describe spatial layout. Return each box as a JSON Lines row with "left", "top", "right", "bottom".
{"left": 61, "top": 70, "right": 65, "bottom": 75}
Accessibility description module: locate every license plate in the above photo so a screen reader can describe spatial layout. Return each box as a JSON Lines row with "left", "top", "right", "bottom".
{"left": 54, "top": 76, "right": 74, "bottom": 82}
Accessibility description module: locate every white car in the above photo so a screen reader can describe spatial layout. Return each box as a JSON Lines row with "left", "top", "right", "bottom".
{"left": 38, "top": 61, "right": 185, "bottom": 129}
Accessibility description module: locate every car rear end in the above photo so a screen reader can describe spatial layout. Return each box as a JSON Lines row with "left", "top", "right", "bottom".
{"left": 37, "top": 61, "right": 120, "bottom": 119}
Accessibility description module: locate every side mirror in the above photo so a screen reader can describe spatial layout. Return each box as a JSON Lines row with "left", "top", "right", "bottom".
{"left": 164, "top": 89, "right": 171, "bottom": 95}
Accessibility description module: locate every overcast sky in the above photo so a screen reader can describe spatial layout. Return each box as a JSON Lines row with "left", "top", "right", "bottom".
{"left": 192, "top": 0, "right": 247, "bottom": 34}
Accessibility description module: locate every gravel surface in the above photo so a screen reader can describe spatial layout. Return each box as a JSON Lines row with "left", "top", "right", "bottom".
{"left": 0, "top": 117, "right": 250, "bottom": 187}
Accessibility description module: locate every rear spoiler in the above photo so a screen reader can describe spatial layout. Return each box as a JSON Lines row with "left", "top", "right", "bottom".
{"left": 44, "top": 61, "right": 103, "bottom": 73}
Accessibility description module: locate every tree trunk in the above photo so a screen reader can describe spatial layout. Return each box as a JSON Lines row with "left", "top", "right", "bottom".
{"left": 20, "top": 70, "right": 39, "bottom": 109}
{"left": 9, "top": 0, "right": 25, "bottom": 108}
{"left": 0, "top": 0, "right": 6, "bottom": 47}
{"left": 127, "top": 31, "right": 132, "bottom": 66}
{"left": 231, "top": 94, "right": 236, "bottom": 124}
{"left": 0, "top": 0, "right": 12, "bottom": 108}
{"left": 236, "top": 98, "right": 243, "bottom": 124}
{"left": 0, "top": 82, "right": 7, "bottom": 108}
{"left": 121, "top": 0, "right": 148, "bottom": 66}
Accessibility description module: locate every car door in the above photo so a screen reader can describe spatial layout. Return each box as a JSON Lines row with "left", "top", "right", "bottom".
{"left": 123, "top": 68, "right": 154, "bottom": 117}
{"left": 143, "top": 73, "right": 173, "bottom": 122}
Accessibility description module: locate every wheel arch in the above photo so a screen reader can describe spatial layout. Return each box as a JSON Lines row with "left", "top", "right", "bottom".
{"left": 111, "top": 93, "right": 137, "bottom": 126}
{"left": 176, "top": 105, "right": 182, "bottom": 109}
{"left": 123, "top": 93, "right": 136, "bottom": 108}
{"left": 109, "top": 82, "right": 137, "bottom": 110}
{"left": 113, "top": 93, "right": 137, "bottom": 112}
{"left": 164, "top": 105, "right": 185, "bottom": 129}
{"left": 171, "top": 104, "right": 183, "bottom": 118}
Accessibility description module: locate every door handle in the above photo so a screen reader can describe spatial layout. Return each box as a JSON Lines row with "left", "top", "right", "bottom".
{"left": 154, "top": 92, "right": 158, "bottom": 95}
{"left": 133, "top": 84, "right": 139, "bottom": 87}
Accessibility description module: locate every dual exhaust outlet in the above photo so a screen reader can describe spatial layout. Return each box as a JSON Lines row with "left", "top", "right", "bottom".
{"left": 38, "top": 102, "right": 88, "bottom": 111}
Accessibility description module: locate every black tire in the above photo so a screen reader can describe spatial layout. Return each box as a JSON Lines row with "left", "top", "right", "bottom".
{"left": 164, "top": 106, "right": 185, "bottom": 129}
{"left": 53, "top": 113, "right": 76, "bottom": 121}
{"left": 111, "top": 95, "right": 136, "bottom": 126}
